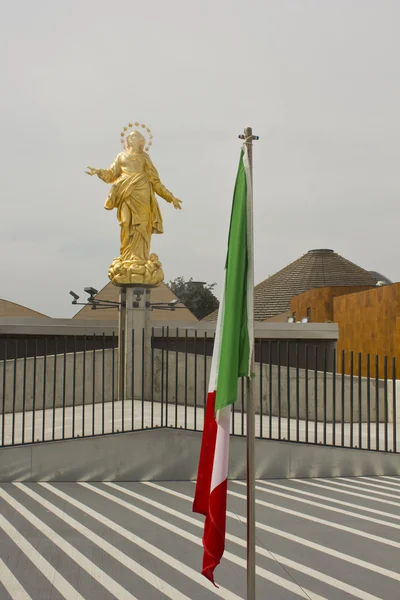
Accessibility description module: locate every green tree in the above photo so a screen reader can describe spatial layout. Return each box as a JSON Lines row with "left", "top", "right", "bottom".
{"left": 167, "top": 277, "right": 219, "bottom": 320}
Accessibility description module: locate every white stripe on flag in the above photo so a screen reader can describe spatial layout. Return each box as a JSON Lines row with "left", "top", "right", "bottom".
{"left": 208, "top": 284, "right": 225, "bottom": 393}
{"left": 210, "top": 405, "right": 232, "bottom": 492}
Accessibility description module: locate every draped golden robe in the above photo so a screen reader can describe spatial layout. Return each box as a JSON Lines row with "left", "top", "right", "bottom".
{"left": 97, "top": 151, "right": 174, "bottom": 262}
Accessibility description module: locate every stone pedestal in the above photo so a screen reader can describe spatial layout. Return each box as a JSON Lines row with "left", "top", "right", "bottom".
{"left": 118, "top": 286, "right": 152, "bottom": 402}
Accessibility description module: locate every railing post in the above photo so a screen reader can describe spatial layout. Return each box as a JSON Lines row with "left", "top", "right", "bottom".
{"left": 332, "top": 348, "right": 336, "bottom": 447}
{"left": 376, "top": 355, "right": 380, "bottom": 451}
{"left": 393, "top": 357, "right": 397, "bottom": 453}
{"left": 384, "top": 356, "right": 388, "bottom": 452}
{"left": 358, "top": 352, "right": 362, "bottom": 449}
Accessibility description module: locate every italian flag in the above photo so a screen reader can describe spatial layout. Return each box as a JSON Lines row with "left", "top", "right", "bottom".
{"left": 192, "top": 145, "right": 254, "bottom": 585}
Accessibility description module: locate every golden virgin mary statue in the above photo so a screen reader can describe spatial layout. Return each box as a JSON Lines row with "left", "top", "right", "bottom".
{"left": 86, "top": 124, "right": 182, "bottom": 286}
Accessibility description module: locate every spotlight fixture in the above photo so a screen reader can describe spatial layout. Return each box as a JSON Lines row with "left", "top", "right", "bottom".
{"left": 69, "top": 291, "right": 80, "bottom": 304}
{"left": 84, "top": 287, "right": 99, "bottom": 296}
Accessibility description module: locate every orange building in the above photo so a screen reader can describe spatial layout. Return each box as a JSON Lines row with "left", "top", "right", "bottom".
{"left": 291, "top": 284, "right": 400, "bottom": 378}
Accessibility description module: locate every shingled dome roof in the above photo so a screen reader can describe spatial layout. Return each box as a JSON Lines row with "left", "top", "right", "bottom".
{"left": 254, "top": 248, "right": 377, "bottom": 320}
{"left": 368, "top": 271, "right": 393, "bottom": 285}
{"left": 203, "top": 249, "right": 377, "bottom": 322}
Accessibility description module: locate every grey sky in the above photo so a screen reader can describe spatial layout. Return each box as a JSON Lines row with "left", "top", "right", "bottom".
{"left": 0, "top": 0, "right": 399, "bottom": 317}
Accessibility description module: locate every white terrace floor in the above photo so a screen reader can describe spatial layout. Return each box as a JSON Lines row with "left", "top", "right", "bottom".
{"left": 1, "top": 399, "right": 399, "bottom": 451}
{"left": 2, "top": 476, "right": 400, "bottom": 599}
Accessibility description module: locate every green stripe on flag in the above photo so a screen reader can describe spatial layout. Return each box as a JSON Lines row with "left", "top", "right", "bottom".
{"left": 215, "top": 150, "right": 250, "bottom": 412}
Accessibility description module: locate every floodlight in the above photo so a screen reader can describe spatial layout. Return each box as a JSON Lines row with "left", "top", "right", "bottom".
{"left": 69, "top": 291, "right": 79, "bottom": 301}
{"left": 301, "top": 317, "right": 309, "bottom": 323}
{"left": 84, "top": 287, "right": 98, "bottom": 296}
{"left": 286, "top": 316, "right": 295, "bottom": 323}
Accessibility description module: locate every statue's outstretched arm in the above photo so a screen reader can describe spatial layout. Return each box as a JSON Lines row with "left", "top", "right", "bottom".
{"left": 85, "top": 155, "right": 121, "bottom": 184}
{"left": 145, "top": 155, "right": 182, "bottom": 210}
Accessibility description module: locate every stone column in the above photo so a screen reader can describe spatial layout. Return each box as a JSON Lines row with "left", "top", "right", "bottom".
{"left": 118, "top": 286, "right": 152, "bottom": 403}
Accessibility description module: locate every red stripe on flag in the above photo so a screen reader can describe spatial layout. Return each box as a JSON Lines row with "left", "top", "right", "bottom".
{"left": 201, "top": 478, "right": 228, "bottom": 585}
{"left": 192, "top": 391, "right": 217, "bottom": 516}
{"left": 193, "top": 390, "right": 228, "bottom": 585}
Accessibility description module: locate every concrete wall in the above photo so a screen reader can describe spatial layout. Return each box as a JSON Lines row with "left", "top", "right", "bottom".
{"left": 0, "top": 348, "right": 395, "bottom": 423}
{"left": 1, "top": 428, "right": 400, "bottom": 482}
{"left": 0, "top": 348, "right": 118, "bottom": 413}
{"left": 153, "top": 350, "right": 390, "bottom": 422}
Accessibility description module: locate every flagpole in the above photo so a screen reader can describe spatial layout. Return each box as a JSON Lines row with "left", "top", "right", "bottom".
{"left": 242, "top": 126, "right": 257, "bottom": 599}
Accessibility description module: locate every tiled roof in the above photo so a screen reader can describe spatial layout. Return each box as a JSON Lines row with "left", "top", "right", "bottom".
{"left": 368, "top": 271, "right": 393, "bottom": 285}
{"left": 73, "top": 281, "right": 198, "bottom": 322}
{"left": 0, "top": 299, "right": 48, "bottom": 318}
{"left": 203, "top": 249, "right": 377, "bottom": 322}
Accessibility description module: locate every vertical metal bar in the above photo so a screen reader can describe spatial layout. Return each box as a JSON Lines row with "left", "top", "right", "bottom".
{"left": 120, "top": 331, "right": 125, "bottom": 432}
{"left": 131, "top": 329, "right": 135, "bottom": 430}
{"left": 384, "top": 356, "right": 388, "bottom": 453}
{"left": 165, "top": 326, "right": 169, "bottom": 427}
{"left": 151, "top": 327, "right": 154, "bottom": 429}
{"left": 175, "top": 328, "right": 179, "bottom": 429}
{"left": 12, "top": 341, "right": 17, "bottom": 446}
{"left": 295, "top": 343, "right": 299, "bottom": 442}
{"left": 82, "top": 335, "right": 86, "bottom": 437}
{"left": 332, "top": 348, "right": 336, "bottom": 447}
{"left": 392, "top": 357, "right": 397, "bottom": 453}
{"left": 161, "top": 326, "right": 164, "bottom": 427}
{"left": 350, "top": 351, "right": 354, "bottom": 448}
{"left": 358, "top": 353, "right": 362, "bottom": 449}
{"left": 102, "top": 334, "right": 105, "bottom": 435}
{"left": 268, "top": 341, "right": 272, "bottom": 439}
{"left": 259, "top": 339, "right": 263, "bottom": 438}
{"left": 286, "top": 342, "right": 290, "bottom": 441}
{"left": 52, "top": 339, "right": 57, "bottom": 441}
{"left": 305, "top": 345, "right": 309, "bottom": 443}
{"left": 194, "top": 330, "right": 198, "bottom": 431}
{"left": 62, "top": 337, "right": 67, "bottom": 440}
{"left": 22, "top": 340, "right": 27, "bottom": 444}
{"left": 32, "top": 340, "right": 37, "bottom": 444}
{"left": 367, "top": 354, "right": 371, "bottom": 450}
{"left": 277, "top": 342, "right": 281, "bottom": 440}
{"left": 92, "top": 334, "right": 96, "bottom": 436}
{"left": 244, "top": 126, "right": 256, "bottom": 600}
{"left": 323, "top": 347, "right": 327, "bottom": 446}
{"left": 42, "top": 339, "right": 47, "bottom": 442}
{"left": 2, "top": 342, "right": 7, "bottom": 446}
{"left": 112, "top": 332, "right": 115, "bottom": 434}
{"left": 241, "top": 377, "right": 245, "bottom": 436}
{"left": 184, "top": 330, "right": 188, "bottom": 430}
{"left": 120, "top": 326, "right": 125, "bottom": 408}
{"left": 72, "top": 336, "right": 76, "bottom": 439}
{"left": 203, "top": 332, "right": 207, "bottom": 427}
{"left": 122, "top": 328, "right": 127, "bottom": 431}
{"left": 376, "top": 355, "right": 380, "bottom": 451}
{"left": 141, "top": 328, "right": 145, "bottom": 429}
{"left": 341, "top": 350, "right": 345, "bottom": 447}
{"left": 231, "top": 367, "right": 235, "bottom": 434}
{"left": 314, "top": 345, "right": 318, "bottom": 445}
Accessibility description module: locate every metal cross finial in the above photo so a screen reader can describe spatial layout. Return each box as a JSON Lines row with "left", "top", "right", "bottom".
{"left": 238, "top": 126, "right": 259, "bottom": 143}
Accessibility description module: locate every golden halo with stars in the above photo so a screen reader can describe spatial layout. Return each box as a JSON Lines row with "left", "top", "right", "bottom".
{"left": 120, "top": 121, "right": 153, "bottom": 152}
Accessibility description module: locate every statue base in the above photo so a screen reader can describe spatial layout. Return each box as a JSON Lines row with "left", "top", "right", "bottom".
{"left": 108, "top": 253, "right": 164, "bottom": 287}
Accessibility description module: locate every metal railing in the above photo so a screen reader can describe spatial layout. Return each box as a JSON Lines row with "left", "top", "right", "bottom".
{"left": 0, "top": 330, "right": 398, "bottom": 453}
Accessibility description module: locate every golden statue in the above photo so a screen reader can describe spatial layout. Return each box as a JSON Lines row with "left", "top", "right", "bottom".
{"left": 85, "top": 124, "right": 182, "bottom": 286}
